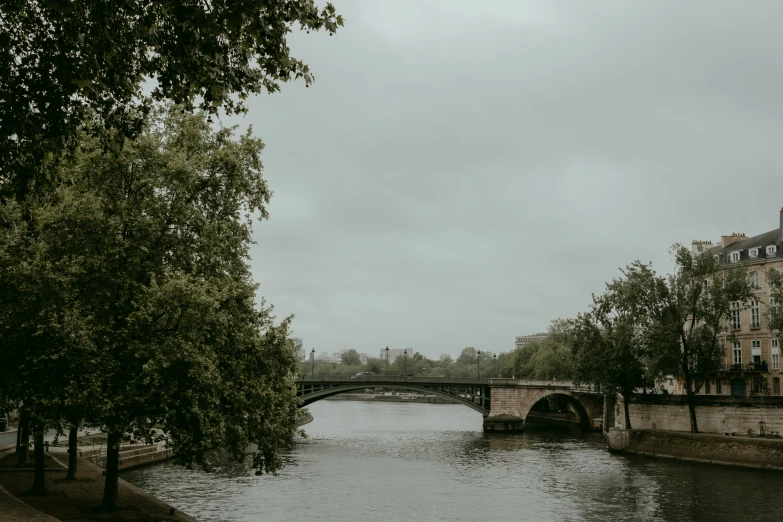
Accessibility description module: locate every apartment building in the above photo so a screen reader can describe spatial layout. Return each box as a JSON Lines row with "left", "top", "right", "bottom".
{"left": 515, "top": 333, "right": 548, "bottom": 350}
{"left": 695, "top": 208, "right": 783, "bottom": 396}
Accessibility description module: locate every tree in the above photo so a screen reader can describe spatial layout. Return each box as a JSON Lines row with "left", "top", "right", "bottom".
{"left": 456, "top": 347, "right": 477, "bottom": 366}
{"left": 0, "top": 192, "right": 101, "bottom": 487}
{"left": 571, "top": 263, "right": 654, "bottom": 429}
{"left": 645, "top": 245, "right": 754, "bottom": 433}
{"left": 340, "top": 350, "right": 362, "bottom": 366}
{"left": 0, "top": 0, "right": 343, "bottom": 197}
{"left": 1, "top": 106, "right": 302, "bottom": 510}
{"left": 766, "top": 268, "right": 783, "bottom": 340}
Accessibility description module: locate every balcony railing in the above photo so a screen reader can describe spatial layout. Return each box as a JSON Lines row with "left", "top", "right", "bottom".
{"left": 722, "top": 362, "right": 768, "bottom": 372}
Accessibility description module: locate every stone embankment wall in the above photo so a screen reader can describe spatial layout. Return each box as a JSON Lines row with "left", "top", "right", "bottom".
{"left": 81, "top": 444, "right": 172, "bottom": 471}
{"left": 606, "top": 429, "right": 783, "bottom": 471}
{"left": 616, "top": 395, "right": 783, "bottom": 436}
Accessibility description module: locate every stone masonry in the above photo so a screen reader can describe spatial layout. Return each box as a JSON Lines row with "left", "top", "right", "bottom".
{"left": 616, "top": 395, "right": 783, "bottom": 436}
{"left": 484, "top": 379, "right": 603, "bottom": 431}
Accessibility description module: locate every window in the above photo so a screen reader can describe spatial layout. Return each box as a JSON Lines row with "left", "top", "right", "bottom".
{"left": 752, "top": 340, "right": 761, "bottom": 363}
{"left": 753, "top": 377, "right": 762, "bottom": 394}
{"left": 750, "top": 248, "right": 759, "bottom": 259}
{"left": 704, "top": 379, "right": 711, "bottom": 394}
{"left": 750, "top": 299, "right": 760, "bottom": 328}
{"left": 729, "top": 251, "right": 741, "bottom": 263}
{"left": 774, "top": 378, "right": 781, "bottom": 395}
{"left": 731, "top": 302, "right": 741, "bottom": 330}
{"left": 716, "top": 378, "right": 722, "bottom": 394}
{"left": 772, "top": 340, "right": 780, "bottom": 370}
{"left": 732, "top": 341, "right": 742, "bottom": 365}
{"left": 768, "top": 245, "right": 777, "bottom": 256}
{"left": 750, "top": 271, "right": 759, "bottom": 288}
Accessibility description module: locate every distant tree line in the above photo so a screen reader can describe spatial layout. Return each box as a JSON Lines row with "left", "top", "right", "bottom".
{"left": 299, "top": 322, "right": 577, "bottom": 382}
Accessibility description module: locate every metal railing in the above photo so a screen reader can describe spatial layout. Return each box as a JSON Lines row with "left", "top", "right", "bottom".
{"left": 295, "top": 376, "right": 490, "bottom": 384}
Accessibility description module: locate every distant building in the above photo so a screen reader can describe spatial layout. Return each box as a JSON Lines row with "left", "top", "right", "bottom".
{"left": 515, "top": 333, "right": 548, "bottom": 350}
{"left": 291, "top": 337, "right": 304, "bottom": 361}
{"left": 360, "top": 353, "right": 369, "bottom": 364}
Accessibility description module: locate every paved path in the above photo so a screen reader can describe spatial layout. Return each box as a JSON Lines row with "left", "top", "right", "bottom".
{"left": 0, "top": 452, "right": 197, "bottom": 521}
{"left": 0, "top": 482, "right": 61, "bottom": 521}
{"left": 1, "top": 428, "right": 99, "bottom": 453}
{"left": 0, "top": 430, "right": 19, "bottom": 450}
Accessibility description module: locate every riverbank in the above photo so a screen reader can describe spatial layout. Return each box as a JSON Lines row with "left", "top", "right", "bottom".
{"left": 605, "top": 428, "right": 783, "bottom": 471}
{"left": 0, "top": 452, "right": 198, "bottom": 521}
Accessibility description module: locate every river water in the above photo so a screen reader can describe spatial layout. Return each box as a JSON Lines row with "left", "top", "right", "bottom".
{"left": 122, "top": 401, "right": 783, "bottom": 521}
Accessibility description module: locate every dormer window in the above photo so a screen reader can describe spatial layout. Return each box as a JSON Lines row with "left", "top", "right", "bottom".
{"left": 729, "top": 251, "right": 741, "bottom": 263}
{"left": 749, "top": 248, "right": 759, "bottom": 258}
{"left": 714, "top": 254, "right": 721, "bottom": 263}
{"left": 767, "top": 245, "right": 777, "bottom": 256}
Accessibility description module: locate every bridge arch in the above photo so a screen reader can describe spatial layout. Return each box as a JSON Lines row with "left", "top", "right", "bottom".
{"left": 519, "top": 390, "right": 592, "bottom": 430}
{"left": 297, "top": 382, "right": 490, "bottom": 415}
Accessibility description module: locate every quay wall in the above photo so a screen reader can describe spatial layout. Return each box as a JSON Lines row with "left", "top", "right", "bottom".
{"left": 616, "top": 395, "right": 783, "bottom": 436}
{"left": 605, "top": 429, "right": 783, "bottom": 471}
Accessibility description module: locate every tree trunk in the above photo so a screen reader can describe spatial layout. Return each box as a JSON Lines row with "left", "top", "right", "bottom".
{"left": 623, "top": 395, "right": 632, "bottom": 429}
{"left": 65, "top": 425, "right": 78, "bottom": 480}
{"left": 16, "top": 410, "right": 30, "bottom": 467}
{"left": 29, "top": 431, "right": 46, "bottom": 495}
{"left": 683, "top": 369, "right": 699, "bottom": 433}
{"left": 101, "top": 432, "right": 121, "bottom": 512}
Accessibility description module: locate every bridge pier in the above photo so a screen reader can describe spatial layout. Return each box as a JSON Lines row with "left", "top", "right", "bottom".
{"left": 483, "top": 415, "right": 526, "bottom": 432}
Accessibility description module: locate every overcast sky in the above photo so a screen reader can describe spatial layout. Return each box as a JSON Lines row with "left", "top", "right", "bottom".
{"left": 225, "top": 0, "right": 783, "bottom": 359}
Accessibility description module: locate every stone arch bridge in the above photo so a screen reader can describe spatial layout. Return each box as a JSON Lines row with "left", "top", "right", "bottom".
{"left": 295, "top": 376, "right": 603, "bottom": 431}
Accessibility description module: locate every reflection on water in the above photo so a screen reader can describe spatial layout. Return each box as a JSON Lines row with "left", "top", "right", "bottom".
{"left": 122, "top": 401, "right": 783, "bottom": 522}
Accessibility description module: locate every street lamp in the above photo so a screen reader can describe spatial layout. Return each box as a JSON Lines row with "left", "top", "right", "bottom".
{"left": 560, "top": 355, "right": 564, "bottom": 381}
{"left": 403, "top": 349, "right": 408, "bottom": 377}
{"left": 310, "top": 348, "right": 315, "bottom": 378}
{"left": 477, "top": 350, "right": 482, "bottom": 379}
{"left": 385, "top": 346, "right": 389, "bottom": 376}
{"left": 493, "top": 353, "right": 497, "bottom": 378}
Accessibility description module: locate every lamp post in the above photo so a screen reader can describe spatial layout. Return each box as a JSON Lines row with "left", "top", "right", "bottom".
{"left": 403, "top": 349, "right": 407, "bottom": 378}
{"left": 560, "top": 355, "right": 564, "bottom": 381}
{"left": 493, "top": 353, "right": 497, "bottom": 378}
{"left": 385, "top": 346, "right": 389, "bottom": 376}
{"left": 477, "top": 350, "right": 482, "bottom": 379}
{"left": 310, "top": 348, "right": 315, "bottom": 378}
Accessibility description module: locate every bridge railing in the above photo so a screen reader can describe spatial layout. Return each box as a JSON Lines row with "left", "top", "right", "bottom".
{"left": 491, "top": 379, "right": 599, "bottom": 393}
{"left": 295, "top": 375, "right": 489, "bottom": 385}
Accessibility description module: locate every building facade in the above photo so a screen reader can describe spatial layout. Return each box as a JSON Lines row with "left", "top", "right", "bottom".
{"left": 291, "top": 337, "right": 305, "bottom": 362}
{"left": 694, "top": 208, "right": 783, "bottom": 397}
{"left": 515, "top": 333, "right": 548, "bottom": 350}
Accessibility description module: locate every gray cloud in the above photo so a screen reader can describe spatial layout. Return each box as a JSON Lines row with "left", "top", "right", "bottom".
{"left": 227, "top": 0, "right": 783, "bottom": 357}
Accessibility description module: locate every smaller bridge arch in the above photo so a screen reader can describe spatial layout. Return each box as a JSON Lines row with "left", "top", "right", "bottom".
{"left": 519, "top": 390, "right": 592, "bottom": 430}
{"left": 484, "top": 379, "right": 603, "bottom": 431}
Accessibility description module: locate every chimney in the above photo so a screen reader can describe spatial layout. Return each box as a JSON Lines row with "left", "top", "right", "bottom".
{"left": 721, "top": 233, "right": 746, "bottom": 248}
{"left": 691, "top": 240, "right": 713, "bottom": 255}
